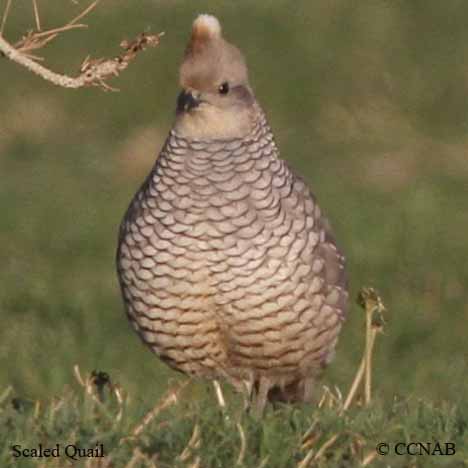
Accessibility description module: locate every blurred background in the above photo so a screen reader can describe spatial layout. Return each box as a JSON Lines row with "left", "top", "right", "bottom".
{"left": 0, "top": 0, "right": 467, "bottom": 407}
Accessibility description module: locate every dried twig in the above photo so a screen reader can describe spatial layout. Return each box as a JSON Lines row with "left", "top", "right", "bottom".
{"left": 32, "top": 0, "right": 41, "bottom": 31}
{"left": 7, "top": 0, "right": 100, "bottom": 56}
{"left": 0, "top": 0, "right": 164, "bottom": 90}
{"left": 0, "top": 0, "right": 12, "bottom": 35}
{"left": 0, "top": 31, "right": 163, "bottom": 90}
{"left": 30, "top": 23, "right": 87, "bottom": 40}
{"left": 13, "top": 24, "right": 88, "bottom": 55}
{"left": 68, "top": 0, "right": 100, "bottom": 26}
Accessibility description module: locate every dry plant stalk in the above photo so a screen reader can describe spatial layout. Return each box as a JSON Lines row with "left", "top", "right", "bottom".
{"left": 0, "top": 0, "right": 164, "bottom": 90}
{"left": 130, "top": 379, "right": 189, "bottom": 438}
{"left": 342, "top": 287, "right": 386, "bottom": 412}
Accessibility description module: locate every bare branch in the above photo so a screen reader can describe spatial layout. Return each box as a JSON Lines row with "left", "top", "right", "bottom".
{"left": 0, "top": 0, "right": 163, "bottom": 90}
{"left": 13, "top": 24, "right": 88, "bottom": 55}
{"left": 0, "top": 31, "right": 164, "bottom": 90}
{"left": 13, "top": 0, "right": 100, "bottom": 55}
{"left": 0, "top": 34, "right": 78, "bottom": 87}
{"left": 31, "top": 23, "right": 87, "bottom": 39}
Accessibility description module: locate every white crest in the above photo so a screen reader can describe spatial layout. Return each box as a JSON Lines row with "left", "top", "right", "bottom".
{"left": 193, "top": 14, "right": 222, "bottom": 38}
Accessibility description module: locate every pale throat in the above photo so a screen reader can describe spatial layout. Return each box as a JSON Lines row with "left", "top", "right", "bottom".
{"left": 173, "top": 104, "right": 256, "bottom": 140}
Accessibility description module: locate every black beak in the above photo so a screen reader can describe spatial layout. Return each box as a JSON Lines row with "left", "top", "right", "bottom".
{"left": 176, "top": 89, "right": 200, "bottom": 114}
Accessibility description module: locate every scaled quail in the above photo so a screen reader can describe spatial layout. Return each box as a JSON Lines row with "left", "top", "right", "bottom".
{"left": 117, "top": 14, "right": 348, "bottom": 416}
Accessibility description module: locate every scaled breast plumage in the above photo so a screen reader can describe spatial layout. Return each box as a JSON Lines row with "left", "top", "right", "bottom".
{"left": 116, "top": 14, "right": 348, "bottom": 414}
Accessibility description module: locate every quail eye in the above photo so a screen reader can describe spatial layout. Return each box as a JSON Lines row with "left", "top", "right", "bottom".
{"left": 218, "top": 81, "right": 230, "bottom": 95}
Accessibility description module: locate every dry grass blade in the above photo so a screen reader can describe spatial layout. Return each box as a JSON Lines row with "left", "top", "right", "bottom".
{"left": 0, "top": 0, "right": 12, "bottom": 35}
{"left": 68, "top": 0, "right": 100, "bottom": 27}
{"left": 318, "top": 385, "right": 342, "bottom": 410}
{"left": 0, "top": 386, "right": 13, "bottom": 406}
{"left": 298, "top": 431, "right": 339, "bottom": 468}
{"left": 236, "top": 423, "right": 247, "bottom": 466}
{"left": 73, "top": 364, "right": 101, "bottom": 401}
{"left": 32, "top": 0, "right": 41, "bottom": 31}
{"left": 113, "top": 384, "right": 125, "bottom": 423}
{"left": 33, "top": 400, "right": 41, "bottom": 419}
{"left": 130, "top": 379, "right": 189, "bottom": 438}
{"left": 179, "top": 423, "right": 201, "bottom": 462}
{"left": 73, "top": 363, "right": 86, "bottom": 387}
{"left": 296, "top": 447, "right": 315, "bottom": 468}
{"left": 314, "top": 434, "right": 339, "bottom": 461}
{"left": 300, "top": 419, "right": 320, "bottom": 452}
{"left": 188, "top": 457, "right": 201, "bottom": 468}
{"left": 213, "top": 380, "right": 226, "bottom": 410}
{"left": 124, "top": 447, "right": 146, "bottom": 468}
{"left": 361, "top": 450, "right": 378, "bottom": 466}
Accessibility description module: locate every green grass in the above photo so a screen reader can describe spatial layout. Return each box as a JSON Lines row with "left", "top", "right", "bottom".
{"left": 1, "top": 373, "right": 466, "bottom": 467}
{"left": 1, "top": 0, "right": 468, "bottom": 465}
